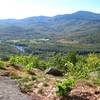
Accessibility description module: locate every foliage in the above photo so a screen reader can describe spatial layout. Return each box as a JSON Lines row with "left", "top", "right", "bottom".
{"left": 56, "top": 79, "right": 75, "bottom": 96}
{"left": 49, "top": 51, "right": 78, "bottom": 72}
{"left": 9, "top": 55, "right": 49, "bottom": 71}
{"left": 38, "top": 60, "right": 50, "bottom": 70}
{"left": 64, "top": 53, "right": 100, "bottom": 80}
{"left": 92, "top": 78, "right": 100, "bottom": 85}
{"left": 8, "top": 53, "right": 100, "bottom": 81}
{"left": 64, "top": 51, "right": 77, "bottom": 65}
{"left": 50, "top": 53, "right": 65, "bottom": 70}
{"left": 0, "top": 59, "right": 4, "bottom": 69}
{"left": 31, "top": 75, "right": 37, "bottom": 81}
{"left": 86, "top": 54, "right": 100, "bottom": 71}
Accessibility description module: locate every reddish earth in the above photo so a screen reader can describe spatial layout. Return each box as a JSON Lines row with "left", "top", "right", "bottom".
{"left": 0, "top": 67, "right": 100, "bottom": 100}
{"left": 30, "top": 80, "right": 100, "bottom": 100}
{"left": 30, "top": 75, "right": 59, "bottom": 100}
{"left": 69, "top": 81, "right": 100, "bottom": 100}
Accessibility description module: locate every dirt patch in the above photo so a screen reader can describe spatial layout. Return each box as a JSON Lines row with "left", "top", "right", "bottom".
{"left": 31, "top": 74, "right": 60, "bottom": 100}
{"left": 31, "top": 80, "right": 100, "bottom": 100}
{"left": 57, "top": 39, "right": 79, "bottom": 44}
{"left": 69, "top": 81, "right": 100, "bottom": 100}
{"left": 0, "top": 66, "right": 100, "bottom": 100}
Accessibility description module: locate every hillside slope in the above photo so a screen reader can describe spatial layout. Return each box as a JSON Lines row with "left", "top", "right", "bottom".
{"left": 0, "top": 11, "right": 100, "bottom": 44}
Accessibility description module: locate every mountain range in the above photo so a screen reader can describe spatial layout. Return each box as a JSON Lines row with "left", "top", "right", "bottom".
{"left": 0, "top": 11, "right": 100, "bottom": 44}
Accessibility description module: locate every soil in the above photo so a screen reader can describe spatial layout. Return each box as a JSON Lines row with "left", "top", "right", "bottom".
{"left": 69, "top": 81, "right": 100, "bottom": 100}
{"left": 0, "top": 67, "right": 100, "bottom": 100}
{"left": 30, "top": 78, "right": 100, "bottom": 100}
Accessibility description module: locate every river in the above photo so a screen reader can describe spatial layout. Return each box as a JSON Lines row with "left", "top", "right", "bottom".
{"left": 16, "top": 45, "right": 25, "bottom": 53}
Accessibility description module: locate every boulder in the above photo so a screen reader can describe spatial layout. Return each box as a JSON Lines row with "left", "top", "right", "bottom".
{"left": 45, "top": 67, "right": 63, "bottom": 76}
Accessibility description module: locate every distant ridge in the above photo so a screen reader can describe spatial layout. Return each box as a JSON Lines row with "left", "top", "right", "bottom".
{"left": 0, "top": 11, "right": 100, "bottom": 44}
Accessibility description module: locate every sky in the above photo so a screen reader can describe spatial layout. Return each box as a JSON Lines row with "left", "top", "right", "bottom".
{"left": 0, "top": 0, "right": 100, "bottom": 19}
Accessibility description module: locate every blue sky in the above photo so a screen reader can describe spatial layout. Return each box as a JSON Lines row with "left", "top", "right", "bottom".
{"left": 0, "top": 0, "right": 100, "bottom": 19}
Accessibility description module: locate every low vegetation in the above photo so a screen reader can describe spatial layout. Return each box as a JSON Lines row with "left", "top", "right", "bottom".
{"left": 0, "top": 52, "right": 100, "bottom": 98}
{"left": 56, "top": 79, "right": 75, "bottom": 96}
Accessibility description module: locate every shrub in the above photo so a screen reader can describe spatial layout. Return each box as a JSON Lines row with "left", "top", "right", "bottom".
{"left": 38, "top": 60, "right": 49, "bottom": 70}
{"left": 9, "top": 55, "right": 40, "bottom": 71}
{"left": 56, "top": 79, "right": 75, "bottom": 97}
{"left": 31, "top": 75, "right": 37, "bottom": 81}
{"left": 0, "top": 60, "right": 4, "bottom": 69}
{"left": 86, "top": 54, "right": 100, "bottom": 71}
{"left": 25, "top": 62, "right": 34, "bottom": 71}
{"left": 65, "top": 51, "right": 77, "bottom": 65}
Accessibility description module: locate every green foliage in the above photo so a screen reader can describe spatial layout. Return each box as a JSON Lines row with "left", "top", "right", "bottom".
{"left": 92, "top": 78, "right": 100, "bottom": 85}
{"left": 64, "top": 51, "right": 77, "bottom": 65}
{"left": 31, "top": 76, "right": 37, "bottom": 81}
{"left": 25, "top": 62, "right": 34, "bottom": 71}
{"left": 9, "top": 55, "right": 26, "bottom": 65}
{"left": 9, "top": 56, "right": 16, "bottom": 65}
{"left": 56, "top": 79, "right": 75, "bottom": 96}
{"left": 74, "top": 62, "right": 89, "bottom": 79}
{"left": 0, "top": 59, "right": 4, "bottom": 69}
{"left": 50, "top": 53, "right": 65, "bottom": 70}
{"left": 86, "top": 54, "right": 100, "bottom": 71}
{"left": 9, "top": 55, "right": 49, "bottom": 71}
{"left": 49, "top": 51, "right": 77, "bottom": 72}
{"left": 8, "top": 53, "right": 100, "bottom": 85}
{"left": 38, "top": 60, "right": 50, "bottom": 70}
{"left": 47, "top": 52, "right": 100, "bottom": 80}
{"left": 64, "top": 53, "right": 100, "bottom": 80}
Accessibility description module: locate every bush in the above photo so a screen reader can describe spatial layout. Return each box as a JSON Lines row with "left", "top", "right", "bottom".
{"left": 65, "top": 51, "right": 77, "bottom": 65}
{"left": 31, "top": 75, "right": 37, "bottom": 81}
{"left": 38, "top": 60, "right": 50, "bottom": 70}
{"left": 56, "top": 79, "right": 75, "bottom": 97}
{"left": 25, "top": 62, "right": 34, "bottom": 71}
{"left": 86, "top": 54, "right": 100, "bottom": 71}
{"left": 9, "top": 55, "right": 49, "bottom": 71}
{"left": 0, "top": 60, "right": 4, "bottom": 69}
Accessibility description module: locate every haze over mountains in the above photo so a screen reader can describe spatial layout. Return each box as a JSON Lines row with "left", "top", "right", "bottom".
{"left": 0, "top": 11, "right": 100, "bottom": 44}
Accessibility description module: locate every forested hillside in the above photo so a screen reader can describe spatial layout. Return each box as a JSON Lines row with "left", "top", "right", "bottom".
{"left": 0, "top": 11, "right": 100, "bottom": 44}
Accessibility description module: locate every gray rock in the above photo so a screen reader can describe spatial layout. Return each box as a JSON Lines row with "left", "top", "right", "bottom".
{"left": 0, "top": 95, "right": 3, "bottom": 99}
{"left": 45, "top": 67, "right": 63, "bottom": 76}
{"left": 0, "top": 76, "right": 32, "bottom": 100}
